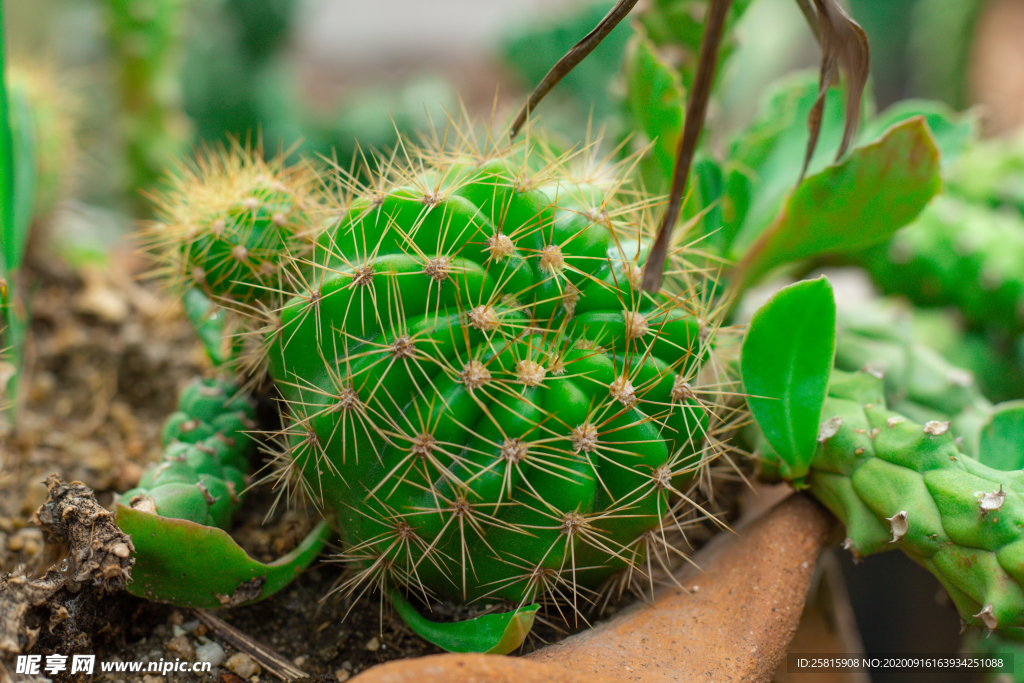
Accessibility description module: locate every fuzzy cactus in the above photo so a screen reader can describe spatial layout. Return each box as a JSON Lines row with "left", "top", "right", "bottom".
{"left": 147, "top": 131, "right": 724, "bottom": 611}
{"left": 146, "top": 146, "right": 322, "bottom": 307}
{"left": 121, "top": 377, "right": 256, "bottom": 528}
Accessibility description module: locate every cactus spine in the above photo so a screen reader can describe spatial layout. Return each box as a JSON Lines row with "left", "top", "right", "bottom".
{"left": 147, "top": 128, "right": 726, "bottom": 611}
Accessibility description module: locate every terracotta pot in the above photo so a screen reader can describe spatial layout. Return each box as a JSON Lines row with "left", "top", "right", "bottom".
{"left": 353, "top": 493, "right": 833, "bottom": 683}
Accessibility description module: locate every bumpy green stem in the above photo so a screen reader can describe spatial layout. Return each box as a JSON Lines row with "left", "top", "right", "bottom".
{"left": 863, "top": 195, "right": 1024, "bottom": 341}
{"left": 759, "top": 368, "right": 1024, "bottom": 631}
{"left": 121, "top": 377, "right": 255, "bottom": 528}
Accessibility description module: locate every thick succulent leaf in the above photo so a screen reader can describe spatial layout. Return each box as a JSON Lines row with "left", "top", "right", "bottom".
{"left": 977, "top": 401, "right": 1024, "bottom": 472}
{"left": 116, "top": 504, "right": 330, "bottom": 609}
{"left": 722, "top": 74, "right": 850, "bottom": 253}
{"left": 859, "top": 99, "right": 977, "bottom": 169}
{"left": 741, "top": 277, "right": 836, "bottom": 482}
{"left": 731, "top": 117, "right": 940, "bottom": 290}
{"left": 625, "top": 31, "right": 684, "bottom": 190}
{"left": 389, "top": 591, "right": 538, "bottom": 655}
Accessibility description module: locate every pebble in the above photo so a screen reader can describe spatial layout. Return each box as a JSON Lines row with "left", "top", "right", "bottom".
{"left": 225, "top": 653, "right": 261, "bottom": 679}
{"left": 142, "top": 676, "right": 165, "bottom": 683}
{"left": 166, "top": 634, "right": 195, "bottom": 661}
{"left": 364, "top": 636, "right": 381, "bottom": 652}
{"left": 293, "top": 655, "right": 306, "bottom": 667}
{"left": 196, "top": 641, "right": 226, "bottom": 667}
{"left": 334, "top": 670, "right": 351, "bottom": 682}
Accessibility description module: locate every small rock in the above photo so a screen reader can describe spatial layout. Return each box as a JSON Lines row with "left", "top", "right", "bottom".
{"left": 196, "top": 641, "right": 226, "bottom": 667}
{"left": 166, "top": 634, "right": 195, "bottom": 660}
{"left": 218, "top": 674, "right": 246, "bottom": 683}
{"left": 335, "top": 670, "right": 351, "bottom": 682}
{"left": 182, "top": 619, "right": 200, "bottom": 632}
{"left": 143, "top": 676, "right": 166, "bottom": 683}
{"left": 293, "top": 655, "right": 306, "bottom": 667}
{"left": 172, "top": 624, "right": 187, "bottom": 637}
{"left": 364, "top": 636, "right": 380, "bottom": 652}
{"left": 225, "top": 653, "right": 261, "bottom": 679}
{"left": 170, "top": 610, "right": 184, "bottom": 626}
{"left": 342, "top": 660, "right": 353, "bottom": 671}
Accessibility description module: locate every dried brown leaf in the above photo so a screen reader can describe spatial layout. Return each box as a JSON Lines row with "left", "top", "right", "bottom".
{"left": 799, "top": 0, "right": 871, "bottom": 182}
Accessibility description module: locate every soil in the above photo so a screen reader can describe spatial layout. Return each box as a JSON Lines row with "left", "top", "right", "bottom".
{"left": 0, "top": 251, "right": 737, "bottom": 682}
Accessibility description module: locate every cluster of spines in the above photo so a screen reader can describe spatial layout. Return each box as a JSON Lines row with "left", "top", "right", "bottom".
{"left": 144, "top": 142, "right": 324, "bottom": 309}
{"left": 121, "top": 377, "right": 256, "bottom": 529}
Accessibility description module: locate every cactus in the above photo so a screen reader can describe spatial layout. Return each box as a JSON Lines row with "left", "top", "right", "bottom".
{"left": 146, "top": 144, "right": 322, "bottom": 309}
{"left": 146, "top": 128, "right": 724, "bottom": 613}
{"left": 757, "top": 368, "right": 1024, "bottom": 630}
{"left": 745, "top": 280, "right": 1024, "bottom": 633}
{"left": 114, "top": 377, "right": 333, "bottom": 609}
{"left": 121, "top": 377, "right": 256, "bottom": 528}
{"left": 862, "top": 195, "right": 1024, "bottom": 341}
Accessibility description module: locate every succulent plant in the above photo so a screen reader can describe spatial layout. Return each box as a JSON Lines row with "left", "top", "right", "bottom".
{"left": 862, "top": 194, "right": 1024, "bottom": 341}
{"left": 121, "top": 377, "right": 256, "bottom": 529}
{"left": 145, "top": 129, "right": 726, "bottom": 613}
{"left": 745, "top": 280, "right": 1024, "bottom": 633}
{"left": 758, "top": 367, "right": 1024, "bottom": 631}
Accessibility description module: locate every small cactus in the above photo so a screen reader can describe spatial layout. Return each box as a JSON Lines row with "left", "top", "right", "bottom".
{"left": 121, "top": 377, "right": 256, "bottom": 528}
{"left": 146, "top": 145, "right": 322, "bottom": 306}
{"left": 147, "top": 126, "right": 727, "bottom": 612}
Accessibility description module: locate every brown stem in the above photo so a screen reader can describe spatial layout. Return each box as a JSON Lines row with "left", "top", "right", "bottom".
{"left": 794, "top": 0, "right": 822, "bottom": 42}
{"left": 508, "top": 0, "right": 639, "bottom": 140}
{"left": 641, "top": 0, "right": 733, "bottom": 293}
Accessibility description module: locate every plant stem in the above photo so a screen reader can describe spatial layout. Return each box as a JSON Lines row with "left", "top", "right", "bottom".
{"left": 642, "top": 0, "right": 732, "bottom": 292}
{"left": 509, "top": 0, "right": 639, "bottom": 140}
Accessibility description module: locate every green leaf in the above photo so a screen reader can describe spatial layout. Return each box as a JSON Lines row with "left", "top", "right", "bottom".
{"left": 7, "top": 83, "right": 36, "bottom": 273}
{"left": 389, "top": 590, "right": 538, "bottom": 655}
{"left": 625, "top": 31, "right": 684, "bottom": 190}
{"left": 722, "top": 73, "right": 851, "bottom": 252}
{"left": 116, "top": 504, "right": 331, "bottom": 608}
{"left": 741, "top": 278, "right": 836, "bottom": 482}
{"left": 859, "top": 99, "right": 978, "bottom": 169}
{"left": 731, "top": 117, "right": 941, "bottom": 290}
{"left": 977, "top": 401, "right": 1024, "bottom": 472}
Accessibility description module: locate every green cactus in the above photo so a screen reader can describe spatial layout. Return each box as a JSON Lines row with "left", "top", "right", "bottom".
{"left": 832, "top": 299, "right": 995, "bottom": 444}
{"left": 148, "top": 130, "right": 723, "bottom": 612}
{"left": 121, "top": 377, "right": 256, "bottom": 529}
{"left": 757, "top": 368, "right": 1024, "bottom": 630}
{"left": 146, "top": 145, "right": 322, "bottom": 308}
{"left": 862, "top": 195, "right": 1024, "bottom": 342}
